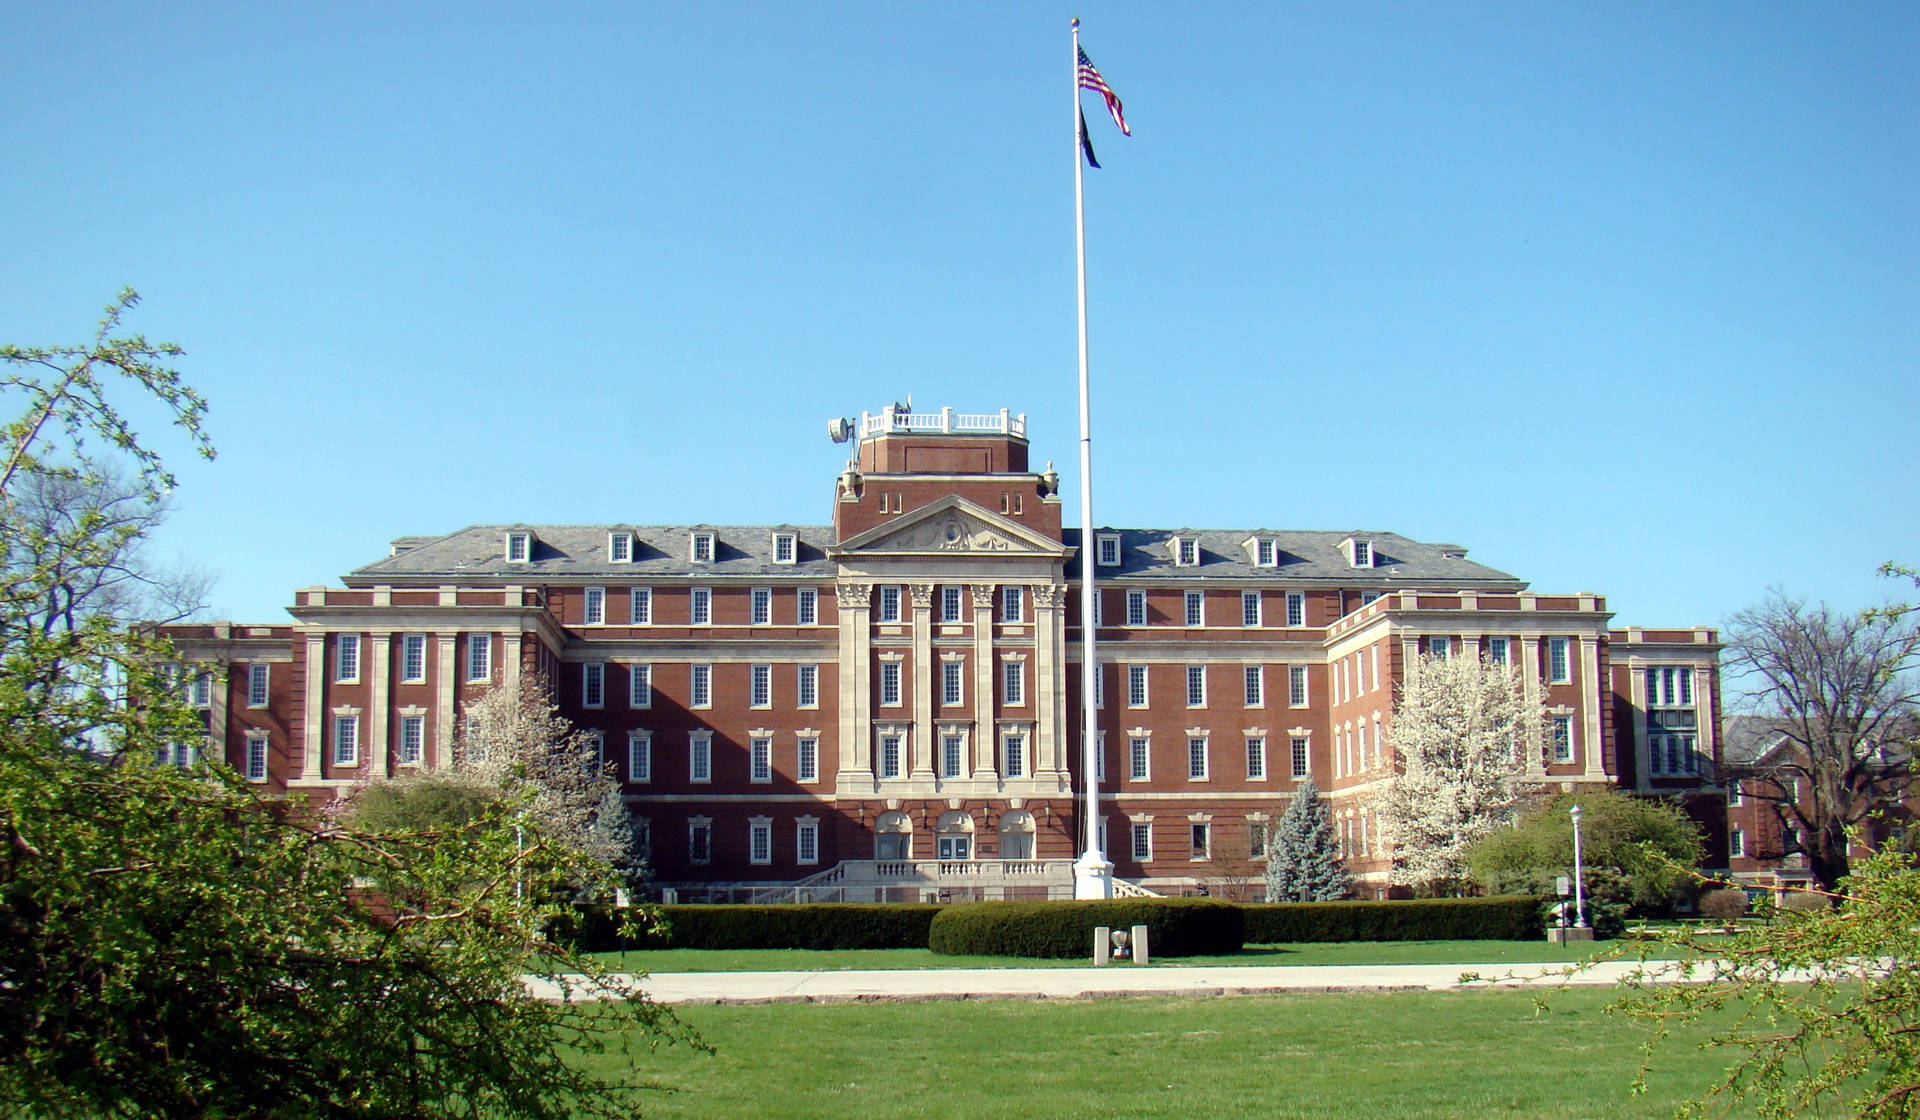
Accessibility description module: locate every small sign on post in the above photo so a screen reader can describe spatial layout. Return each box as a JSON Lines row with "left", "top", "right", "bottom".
{"left": 1555, "top": 875, "right": 1571, "bottom": 897}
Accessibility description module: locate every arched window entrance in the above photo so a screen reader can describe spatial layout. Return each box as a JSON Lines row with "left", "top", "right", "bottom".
{"left": 874, "top": 810, "right": 912, "bottom": 861}
{"left": 936, "top": 810, "right": 974, "bottom": 861}
{"left": 999, "top": 809, "right": 1036, "bottom": 861}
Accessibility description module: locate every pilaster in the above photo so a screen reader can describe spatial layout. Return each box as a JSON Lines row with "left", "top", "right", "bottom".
{"left": 836, "top": 582, "right": 875, "bottom": 791}
{"left": 301, "top": 633, "right": 325, "bottom": 780}
{"left": 970, "top": 583, "right": 998, "bottom": 781}
{"left": 370, "top": 634, "right": 392, "bottom": 778}
{"left": 909, "top": 583, "right": 936, "bottom": 780}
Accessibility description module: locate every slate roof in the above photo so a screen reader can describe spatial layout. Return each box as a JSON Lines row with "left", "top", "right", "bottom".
{"left": 347, "top": 523, "right": 1523, "bottom": 587}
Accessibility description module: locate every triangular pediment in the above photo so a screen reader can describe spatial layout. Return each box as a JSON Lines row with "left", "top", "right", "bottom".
{"left": 830, "top": 496, "right": 1070, "bottom": 558}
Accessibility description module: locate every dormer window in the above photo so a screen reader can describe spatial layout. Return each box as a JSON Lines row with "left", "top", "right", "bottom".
{"left": 505, "top": 531, "right": 532, "bottom": 563}
{"left": 1173, "top": 536, "right": 1199, "bottom": 567}
{"left": 608, "top": 531, "right": 633, "bottom": 563}
{"left": 1096, "top": 533, "right": 1121, "bottom": 567}
{"left": 1246, "top": 537, "right": 1278, "bottom": 567}
{"left": 1345, "top": 538, "right": 1372, "bottom": 568}
{"left": 690, "top": 531, "right": 715, "bottom": 564}
{"left": 772, "top": 532, "right": 797, "bottom": 564}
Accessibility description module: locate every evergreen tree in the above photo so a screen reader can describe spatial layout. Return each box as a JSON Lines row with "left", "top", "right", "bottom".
{"left": 1265, "top": 777, "right": 1352, "bottom": 902}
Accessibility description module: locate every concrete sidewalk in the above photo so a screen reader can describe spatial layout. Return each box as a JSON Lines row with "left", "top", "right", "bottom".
{"left": 529, "top": 958, "right": 1689, "bottom": 1004}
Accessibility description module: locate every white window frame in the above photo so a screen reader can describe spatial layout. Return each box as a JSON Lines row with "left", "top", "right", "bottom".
{"left": 689, "top": 664, "right": 711, "bottom": 709}
{"left": 750, "top": 736, "right": 773, "bottom": 783}
{"left": 1128, "top": 734, "right": 1151, "bottom": 781}
{"left": 690, "top": 587, "right": 712, "bottom": 626}
{"left": 398, "top": 714, "right": 423, "bottom": 765}
{"left": 629, "top": 663, "right": 652, "bottom": 708}
{"left": 1728, "top": 780, "right": 1743, "bottom": 807}
{"left": 247, "top": 662, "right": 272, "bottom": 706}
{"left": 1127, "top": 664, "right": 1148, "bottom": 708}
{"left": 797, "top": 586, "right": 818, "bottom": 625}
{"left": 334, "top": 634, "right": 360, "bottom": 683}
{"left": 1286, "top": 591, "right": 1305, "bottom": 628}
{"left": 1126, "top": 589, "right": 1147, "bottom": 627}
{"left": 750, "top": 663, "right": 772, "bottom": 709}
{"left": 879, "top": 732, "right": 904, "bottom": 780}
{"left": 465, "top": 634, "right": 491, "bottom": 683}
{"left": 690, "top": 531, "right": 715, "bottom": 563}
{"left": 1730, "top": 827, "right": 1746, "bottom": 859}
{"left": 878, "top": 585, "right": 902, "bottom": 623}
{"left": 797, "top": 663, "right": 819, "bottom": 709}
{"left": 1550, "top": 714, "right": 1574, "bottom": 763}
{"left": 1427, "top": 635, "right": 1450, "bottom": 661}
{"left": 1001, "top": 586, "right": 1023, "bottom": 623}
{"left": 244, "top": 732, "right": 270, "bottom": 781}
{"left": 1097, "top": 533, "right": 1121, "bottom": 566}
{"left": 796, "top": 818, "right": 820, "bottom": 865}
{"left": 1288, "top": 665, "right": 1309, "bottom": 707}
{"left": 688, "top": 818, "right": 712, "bottom": 865}
{"left": 1187, "top": 735, "right": 1209, "bottom": 781}
{"left": 880, "top": 660, "right": 902, "bottom": 707}
{"left": 1002, "top": 659, "right": 1025, "bottom": 706}
{"left": 1244, "top": 665, "right": 1264, "bottom": 707}
{"left": 796, "top": 735, "right": 819, "bottom": 783}
{"left": 582, "top": 662, "right": 605, "bottom": 709}
{"left": 1002, "top": 730, "right": 1027, "bottom": 778}
{"left": 1131, "top": 820, "right": 1153, "bottom": 861}
{"left": 399, "top": 634, "right": 426, "bottom": 684}
{"left": 940, "top": 585, "right": 963, "bottom": 623}
{"left": 1184, "top": 590, "right": 1204, "bottom": 627}
{"left": 1185, "top": 665, "right": 1207, "bottom": 708}
{"left": 332, "top": 715, "right": 359, "bottom": 767}
{"left": 942, "top": 659, "right": 964, "bottom": 707}
{"left": 772, "top": 531, "right": 797, "bottom": 565}
{"left": 627, "top": 731, "right": 652, "bottom": 782}
{"left": 1242, "top": 591, "right": 1261, "bottom": 627}
{"left": 1291, "top": 735, "right": 1311, "bottom": 778}
{"left": 608, "top": 531, "right": 633, "bottom": 563}
{"left": 1246, "top": 735, "right": 1267, "bottom": 780}
{"left": 630, "top": 587, "right": 653, "bottom": 625}
{"left": 751, "top": 587, "right": 772, "bottom": 626}
{"left": 1175, "top": 537, "right": 1199, "bottom": 567}
{"left": 1190, "top": 821, "right": 1211, "bottom": 861}
{"left": 1487, "top": 636, "right": 1509, "bottom": 665}
{"left": 689, "top": 732, "right": 712, "bottom": 783}
{"left": 1350, "top": 538, "right": 1372, "bottom": 568}
{"left": 506, "top": 531, "right": 531, "bottom": 563}
{"left": 1256, "top": 538, "right": 1277, "bottom": 567}
{"left": 939, "top": 731, "right": 965, "bottom": 779}
{"left": 583, "top": 586, "right": 605, "bottom": 625}
{"left": 1548, "top": 637, "right": 1571, "bottom": 684}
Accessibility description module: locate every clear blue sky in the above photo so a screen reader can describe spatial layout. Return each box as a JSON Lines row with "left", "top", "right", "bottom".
{"left": 3, "top": 2, "right": 1913, "bottom": 630}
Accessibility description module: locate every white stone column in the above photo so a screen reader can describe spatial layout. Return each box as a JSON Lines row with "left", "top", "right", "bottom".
{"left": 1033, "top": 583, "right": 1067, "bottom": 781}
{"left": 1579, "top": 634, "right": 1606, "bottom": 780}
{"left": 1521, "top": 636, "right": 1545, "bottom": 776}
{"left": 909, "top": 583, "right": 936, "bottom": 780}
{"left": 504, "top": 632, "right": 524, "bottom": 692}
{"left": 836, "top": 582, "right": 875, "bottom": 790}
{"left": 301, "top": 633, "right": 326, "bottom": 780}
{"left": 370, "top": 634, "right": 392, "bottom": 777}
{"left": 971, "top": 584, "right": 997, "bottom": 780}
{"left": 436, "top": 632, "right": 458, "bottom": 768}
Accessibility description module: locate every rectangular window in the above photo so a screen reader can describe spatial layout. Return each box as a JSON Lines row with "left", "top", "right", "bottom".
{"left": 1427, "top": 635, "right": 1450, "bottom": 660}
{"left": 1487, "top": 636, "right": 1509, "bottom": 666}
{"left": 1291, "top": 736, "right": 1310, "bottom": 778}
{"left": 690, "top": 532, "right": 714, "bottom": 563}
{"left": 1188, "top": 736, "right": 1209, "bottom": 780}
{"left": 750, "top": 587, "right": 772, "bottom": 625}
{"left": 690, "top": 587, "right": 711, "bottom": 625}
{"left": 1730, "top": 827, "right": 1745, "bottom": 859}
{"left": 751, "top": 736, "right": 772, "bottom": 783}
{"left": 749, "top": 821, "right": 773, "bottom": 865}
{"left": 609, "top": 531, "right": 632, "bottom": 562}
{"left": 689, "top": 734, "right": 711, "bottom": 783}
{"left": 1550, "top": 715, "right": 1574, "bottom": 763}
{"left": 247, "top": 662, "right": 272, "bottom": 706}
{"left": 335, "top": 634, "right": 360, "bottom": 682}
{"left": 1003, "top": 732, "right": 1026, "bottom": 778}
{"left": 1352, "top": 539, "right": 1371, "bottom": 567}
{"left": 1001, "top": 586, "right": 1023, "bottom": 623}
{"left": 1184, "top": 590, "right": 1204, "bottom": 627}
{"left": 627, "top": 731, "right": 651, "bottom": 782}
{"left": 880, "top": 661, "right": 902, "bottom": 706}
{"left": 1257, "top": 538, "right": 1276, "bottom": 566}
{"left": 940, "top": 585, "right": 963, "bottom": 622}
{"left": 773, "top": 532, "right": 797, "bottom": 564}
{"left": 332, "top": 716, "right": 358, "bottom": 767}
{"left": 1129, "top": 736, "right": 1150, "bottom": 781}
{"left": 582, "top": 662, "right": 605, "bottom": 709}
{"left": 1131, "top": 822, "right": 1153, "bottom": 861}
{"left": 1190, "top": 822, "right": 1210, "bottom": 860}
{"left": 1178, "top": 538, "right": 1199, "bottom": 566}
{"left": 1244, "top": 665, "right": 1264, "bottom": 707}
{"left": 942, "top": 660, "right": 964, "bottom": 706}
{"left": 506, "top": 532, "right": 530, "bottom": 562}
{"left": 1127, "top": 665, "right": 1148, "bottom": 707}
{"left": 465, "top": 634, "right": 491, "bottom": 682}
{"left": 750, "top": 663, "right": 772, "bottom": 708}
{"left": 797, "top": 586, "right": 818, "bottom": 625}
{"left": 690, "top": 664, "right": 711, "bottom": 709}
{"left": 1728, "top": 780, "right": 1743, "bottom": 807}
{"left": 583, "top": 586, "right": 605, "bottom": 625}
{"left": 1097, "top": 535, "right": 1121, "bottom": 566}
{"left": 1002, "top": 660, "right": 1024, "bottom": 706}
{"left": 630, "top": 587, "right": 652, "bottom": 624}
{"left": 398, "top": 715, "right": 424, "bottom": 765}
{"left": 796, "top": 820, "right": 819, "bottom": 864}
{"left": 1286, "top": 592, "right": 1305, "bottom": 628}
{"left": 688, "top": 821, "right": 711, "bottom": 864}
{"left": 1246, "top": 735, "right": 1267, "bottom": 780}
{"left": 797, "top": 663, "right": 818, "bottom": 708}
{"left": 1289, "top": 666, "right": 1309, "bottom": 707}
{"left": 1126, "top": 590, "right": 1147, "bottom": 627}
{"left": 1548, "top": 638, "right": 1570, "bottom": 684}
{"left": 589, "top": 731, "right": 606, "bottom": 770}
{"left": 1249, "top": 821, "right": 1268, "bottom": 858}
{"left": 879, "top": 734, "right": 903, "bottom": 779}
{"left": 245, "top": 733, "right": 269, "bottom": 781}
{"left": 797, "top": 736, "right": 818, "bottom": 783}
{"left": 1186, "top": 665, "right": 1207, "bottom": 708}
{"left": 878, "top": 585, "right": 901, "bottom": 623}
{"left": 941, "top": 733, "right": 964, "bottom": 778}
{"left": 629, "top": 663, "right": 652, "bottom": 708}
{"left": 1242, "top": 591, "right": 1261, "bottom": 627}
{"left": 399, "top": 635, "right": 426, "bottom": 684}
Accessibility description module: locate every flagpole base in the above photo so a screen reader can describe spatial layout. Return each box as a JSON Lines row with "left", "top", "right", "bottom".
{"left": 1073, "top": 850, "right": 1115, "bottom": 899}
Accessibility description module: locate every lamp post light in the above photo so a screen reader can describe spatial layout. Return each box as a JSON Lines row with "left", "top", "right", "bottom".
{"left": 1569, "top": 803, "right": 1588, "bottom": 930}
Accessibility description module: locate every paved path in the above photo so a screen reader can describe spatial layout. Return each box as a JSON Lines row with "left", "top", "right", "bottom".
{"left": 527, "top": 958, "right": 1693, "bottom": 1004}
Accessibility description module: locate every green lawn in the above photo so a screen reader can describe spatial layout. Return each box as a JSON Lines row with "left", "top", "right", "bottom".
{"left": 592, "top": 936, "right": 1692, "bottom": 974}
{"left": 595, "top": 986, "right": 1781, "bottom": 1119}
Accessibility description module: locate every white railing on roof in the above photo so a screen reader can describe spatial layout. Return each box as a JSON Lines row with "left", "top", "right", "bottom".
{"left": 859, "top": 405, "right": 1026, "bottom": 440}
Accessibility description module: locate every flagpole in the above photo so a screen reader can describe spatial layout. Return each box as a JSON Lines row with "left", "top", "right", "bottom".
{"left": 1070, "top": 16, "right": 1113, "bottom": 900}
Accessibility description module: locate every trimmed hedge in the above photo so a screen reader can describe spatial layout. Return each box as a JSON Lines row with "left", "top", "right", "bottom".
{"left": 562, "top": 903, "right": 943, "bottom": 952}
{"left": 928, "top": 898, "right": 1244, "bottom": 959}
{"left": 1241, "top": 896, "right": 1549, "bottom": 943}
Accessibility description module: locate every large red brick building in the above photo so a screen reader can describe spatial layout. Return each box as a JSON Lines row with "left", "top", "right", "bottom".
{"left": 164, "top": 405, "right": 1728, "bottom": 900}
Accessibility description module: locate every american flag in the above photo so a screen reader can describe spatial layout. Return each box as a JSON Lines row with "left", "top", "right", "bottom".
{"left": 1077, "top": 46, "right": 1130, "bottom": 136}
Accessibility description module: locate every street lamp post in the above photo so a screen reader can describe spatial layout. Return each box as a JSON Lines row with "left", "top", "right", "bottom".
{"left": 1570, "top": 804, "right": 1588, "bottom": 930}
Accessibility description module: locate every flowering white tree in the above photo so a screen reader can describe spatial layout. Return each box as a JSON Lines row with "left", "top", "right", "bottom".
{"left": 1377, "top": 652, "right": 1544, "bottom": 894}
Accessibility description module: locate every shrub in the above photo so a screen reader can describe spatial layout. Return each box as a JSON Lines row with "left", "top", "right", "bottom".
{"left": 1699, "top": 888, "right": 1749, "bottom": 922}
{"left": 1776, "top": 890, "right": 1830, "bottom": 913}
{"left": 562, "top": 903, "right": 942, "bottom": 952}
{"left": 1241, "top": 896, "right": 1548, "bottom": 943}
{"left": 929, "top": 899, "right": 1244, "bottom": 958}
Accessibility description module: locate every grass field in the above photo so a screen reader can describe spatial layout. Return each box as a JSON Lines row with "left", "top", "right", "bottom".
{"left": 592, "top": 936, "right": 1695, "bottom": 974}
{"left": 593, "top": 985, "right": 1773, "bottom": 1120}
